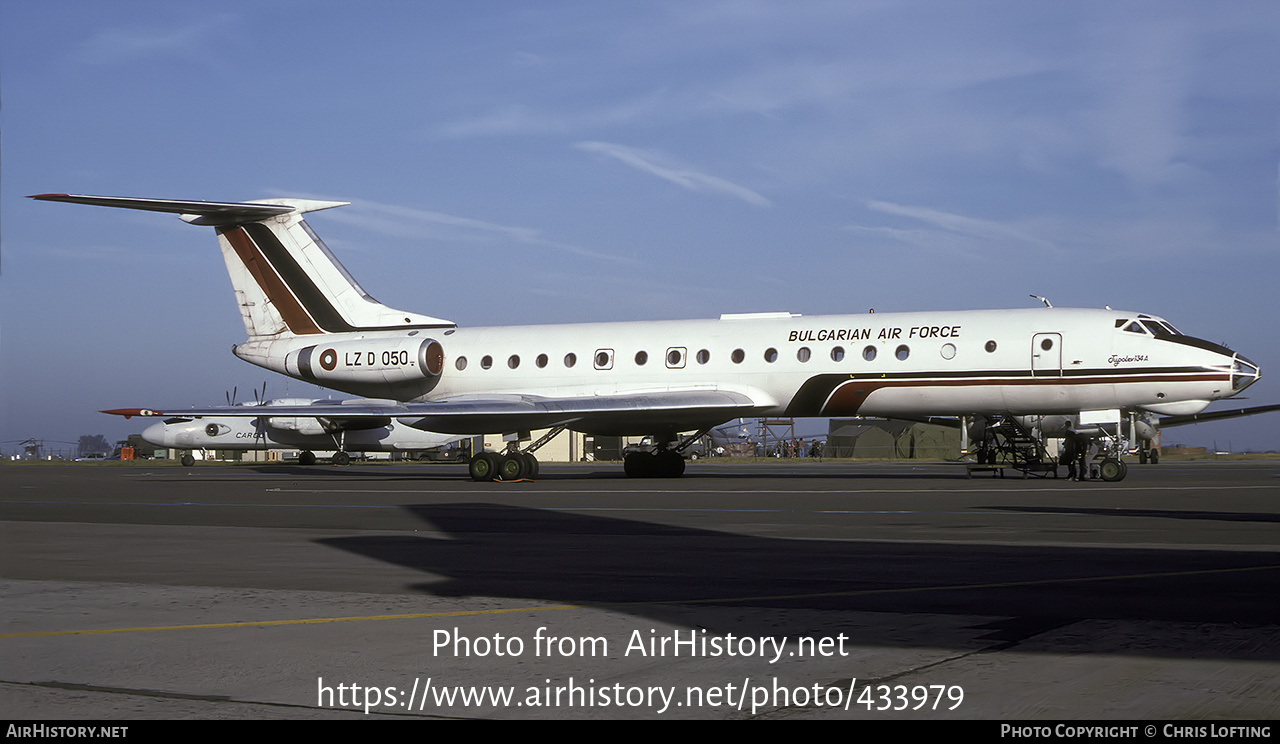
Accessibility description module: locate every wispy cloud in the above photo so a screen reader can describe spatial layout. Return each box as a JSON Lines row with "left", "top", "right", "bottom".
{"left": 434, "top": 93, "right": 667, "bottom": 138}
{"left": 848, "top": 200, "right": 1058, "bottom": 259}
{"left": 867, "top": 200, "right": 1054, "bottom": 248}
{"left": 314, "top": 196, "right": 634, "bottom": 265}
{"left": 73, "top": 15, "right": 236, "bottom": 65}
{"left": 575, "top": 141, "right": 771, "bottom": 207}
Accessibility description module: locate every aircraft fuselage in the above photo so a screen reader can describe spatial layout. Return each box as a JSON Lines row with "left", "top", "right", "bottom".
{"left": 232, "top": 307, "right": 1257, "bottom": 436}
{"left": 34, "top": 192, "right": 1263, "bottom": 480}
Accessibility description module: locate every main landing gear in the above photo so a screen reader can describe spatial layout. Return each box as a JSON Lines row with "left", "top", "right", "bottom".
{"left": 623, "top": 449, "right": 685, "bottom": 478}
{"left": 467, "top": 425, "right": 562, "bottom": 482}
{"left": 622, "top": 429, "right": 709, "bottom": 478}
{"left": 466, "top": 426, "right": 707, "bottom": 481}
{"left": 468, "top": 451, "right": 541, "bottom": 481}
{"left": 294, "top": 450, "right": 348, "bottom": 465}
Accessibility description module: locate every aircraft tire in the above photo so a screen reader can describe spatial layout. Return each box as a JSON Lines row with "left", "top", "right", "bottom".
{"left": 655, "top": 450, "right": 685, "bottom": 478}
{"left": 498, "top": 453, "right": 528, "bottom": 481}
{"left": 1099, "top": 458, "right": 1126, "bottom": 482}
{"left": 332, "top": 451, "right": 351, "bottom": 466}
{"left": 1150, "top": 449, "right": 1159, "bottom": 464}
{"left": 468, "top": 452, "right": 498, "bottom": 481}
{"left": 624, "top": 452, "right": 654, "bottom": 478}
{"left": 299, "top": 451, "right": 316, "bottom": 466}
{"left": 521, "top": 453, "right": 539, "bottom": 479}
{"left": 180, "top": 453, "right": 195, "bottom": 467}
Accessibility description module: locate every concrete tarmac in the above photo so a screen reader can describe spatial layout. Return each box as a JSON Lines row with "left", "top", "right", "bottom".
{"left": 2, "top": 459, "right": 1279, "bottom": 719}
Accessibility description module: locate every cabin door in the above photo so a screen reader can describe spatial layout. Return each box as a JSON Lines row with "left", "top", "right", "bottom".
{"left": 1031, "top": 333, "right": 1062, "bottom": 376}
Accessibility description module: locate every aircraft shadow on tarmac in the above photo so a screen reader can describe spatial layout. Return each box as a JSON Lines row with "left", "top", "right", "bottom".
{"left": 235, "top": 463, "right": 968, "bottom": 481}
{"left": 318, "top": 503, "right": 1280, "bottom": 661}
{"left": 983, "top": 505, "right": 1280, "bottom": 523}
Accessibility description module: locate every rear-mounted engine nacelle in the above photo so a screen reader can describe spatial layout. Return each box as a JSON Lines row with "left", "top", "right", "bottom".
{"left": 285, "top": 338, "right": 445, "bottom": 386}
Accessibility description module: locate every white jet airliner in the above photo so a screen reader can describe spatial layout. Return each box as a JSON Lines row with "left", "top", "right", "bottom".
{"left": 34, "top": 193, "right": 1264, "bottom": 482}
{"left": 133, "top": 398, "right": 467, "bottom": 466}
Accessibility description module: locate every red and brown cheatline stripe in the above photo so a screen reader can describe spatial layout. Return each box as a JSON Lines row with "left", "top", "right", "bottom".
{"left": 786, "top": 369, "right": 1231, "bottom": 417}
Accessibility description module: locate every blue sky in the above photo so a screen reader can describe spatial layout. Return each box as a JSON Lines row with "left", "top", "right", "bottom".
{"left": 2, "top": 1, "right": 1278, "bottom": 454}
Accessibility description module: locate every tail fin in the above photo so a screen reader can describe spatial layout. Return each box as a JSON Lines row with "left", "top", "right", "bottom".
{"left": 30, "top": 194, "right": 454, "bottom": 339}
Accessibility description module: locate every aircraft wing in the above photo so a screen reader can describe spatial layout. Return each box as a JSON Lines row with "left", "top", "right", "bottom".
{"left": 868, "top": 403, "right": 1280, "bottom": 431}
{"left": 1155, "top": 403, "right": 1280, "bottom": 428}
{"left": 103, "top": 389, "right": 770, "bottom": 436}
{"left": 849, "top": 415, "right": 964, "bottom": 429}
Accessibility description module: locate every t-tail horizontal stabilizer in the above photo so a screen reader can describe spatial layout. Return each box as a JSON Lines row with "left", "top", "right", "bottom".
{"left": 29, "top": 194, "right": 348, "bottom": 226}
{"left": 30, "top": 193, "right": 454, "bottom": 339}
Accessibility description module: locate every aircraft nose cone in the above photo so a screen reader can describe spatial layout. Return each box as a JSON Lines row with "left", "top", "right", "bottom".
{"left": 141, "top": 421, "right": 170, "bottom": 447}
{"left": 1233, "top": 355, "right": 1261, "bottom": 393}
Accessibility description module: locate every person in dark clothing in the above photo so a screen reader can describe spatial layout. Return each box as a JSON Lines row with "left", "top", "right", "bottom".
{"left": 1062, "top": 422, "right": 1081, "bottom": 481}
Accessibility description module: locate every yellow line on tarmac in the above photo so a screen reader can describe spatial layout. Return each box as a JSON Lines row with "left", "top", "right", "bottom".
{"left": 0, "top": 604, "right": 581, "bottom": 639}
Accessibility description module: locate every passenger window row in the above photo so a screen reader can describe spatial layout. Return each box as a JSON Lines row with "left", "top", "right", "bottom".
{"left": 448, "top": 341, "right": 989, "bottom": 371}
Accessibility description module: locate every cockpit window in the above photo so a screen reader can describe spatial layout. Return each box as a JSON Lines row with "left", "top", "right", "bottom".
{"left": 1119, "top": 316, "right": 1183, "bottom": 336}
{"left": 1140, "top": 320, "right": 1181, "bottom": 337}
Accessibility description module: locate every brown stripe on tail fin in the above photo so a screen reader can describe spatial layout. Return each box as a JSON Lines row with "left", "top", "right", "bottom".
{"left": 29, "top": 194, "right": 456, "bottom": 340}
